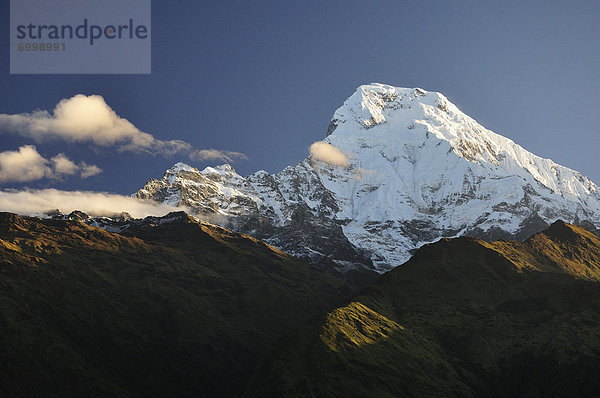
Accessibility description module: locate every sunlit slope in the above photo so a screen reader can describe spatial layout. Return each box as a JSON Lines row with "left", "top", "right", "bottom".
{"left": 245, "top": 221, "right": 600, "bottom": 397}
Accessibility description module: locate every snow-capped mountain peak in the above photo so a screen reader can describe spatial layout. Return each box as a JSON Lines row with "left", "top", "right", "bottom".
{"left": 169, "top": 161, "right": 198, "bottom": 173}
{"left": 136, "top": 83, "right": 600, "bottom": 272}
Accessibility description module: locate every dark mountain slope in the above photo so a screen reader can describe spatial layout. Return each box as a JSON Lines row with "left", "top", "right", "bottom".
{"left": 0, "top": 212, "right": 362, "bottom": 397}
{"left": 245, "top": 222, "right": 600, "bottom": 397}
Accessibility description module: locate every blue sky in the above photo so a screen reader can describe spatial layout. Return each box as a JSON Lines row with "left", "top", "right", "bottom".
{"left": 0, "top": 0, "right": 599, "bottom": 195}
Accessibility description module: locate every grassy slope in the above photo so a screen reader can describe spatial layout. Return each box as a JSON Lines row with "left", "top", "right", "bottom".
{"left": 245, "top": 221, "right": 600, "bottom": 397}
{"left": 0, "top": 213, "right": 362, "bottom": 397}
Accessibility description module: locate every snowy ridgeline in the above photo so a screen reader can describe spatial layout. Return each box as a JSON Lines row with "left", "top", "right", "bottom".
{"left": 135, "top": 84, "right": 600, "bottom": 272}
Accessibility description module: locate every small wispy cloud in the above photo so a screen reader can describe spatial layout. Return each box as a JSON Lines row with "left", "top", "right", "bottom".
{"left": 0, "top": 188, "right": 183, "bottom": 218}
{"left": 0, "top": 94, "right": 247, "bottom": 163}
{"left": 309, "top": 141, "right": 349, "bottom": 167}
{"left": 352, "top": 167, "right": 377, "bottom": 182}
{"left": 0, "top": 145, "right": 101, "bottom": 184}
{"left": 189, "top": 149, "right": 248, "bottom": 163}
{"left": 79, "top": 163, "right": 103, "bottom": 178}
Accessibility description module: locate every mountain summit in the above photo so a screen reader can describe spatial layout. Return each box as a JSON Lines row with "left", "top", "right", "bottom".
{"left": 137, "top": 83, "right": 600, "bottom": 271}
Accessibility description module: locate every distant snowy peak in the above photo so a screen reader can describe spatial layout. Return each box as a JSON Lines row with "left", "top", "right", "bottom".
{"left": 329, "top": 84, "right": 439, "bottom": 130}
{"left": 136, "top": 83, "right": 600, "bottom": 272}
{"left": 163, "top": 162, "right": 238, "bottom": 182}
{"left": 325, "top": 83, "right": 599, "bottom": 202}
{"left": 168, "top": 161, "right": 199, "bottom": 174}
{"left": 330, "top": 83, "right": 527, "bottom": 160}
{"left": 136, "top": 161, "right": 265, "bottom": 219}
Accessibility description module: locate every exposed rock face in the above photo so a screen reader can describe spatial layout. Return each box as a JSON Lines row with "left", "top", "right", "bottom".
{"left": 135, "top": 162, "right": 375, "bottom": 271}
{"left": 135, "top": 84, "right": 600, "bottom": 272}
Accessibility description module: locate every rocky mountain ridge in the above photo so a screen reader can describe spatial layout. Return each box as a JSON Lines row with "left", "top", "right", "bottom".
{"left": 136, "top": 84, "right": 600, "bottom": 272}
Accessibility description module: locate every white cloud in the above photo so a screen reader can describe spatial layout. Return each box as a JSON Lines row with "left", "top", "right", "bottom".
{"left": 0, "top": 94, "right": 248, "bottom": 164}
{"left": 79, "top": 163, "right": 103, "bottom": 178}
{"left": 0, "top": 189, "right": 183, "bottom": 219}
{"left": 189, "top": 149, "right": 248, "bottom": 163}
{"left": 0, "top": 94, "right": 244, "bottom": 161}
{"left": 50, "top": 153, "right": 79, "bottom": 176}
{"left": 0, "top": 146, "right": 102, "bottom": 183}
{"left": 0, "top": 145, "right": 50, "bottom": 183}
{"left": 353, "top": 167, "right": 377, "bottom": 182}
{"left": 309, "top": 141, "right": 349, "bottom": 167}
